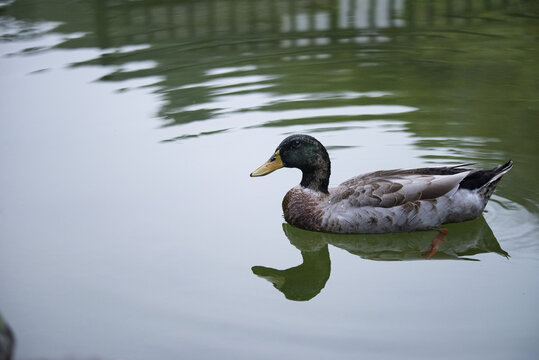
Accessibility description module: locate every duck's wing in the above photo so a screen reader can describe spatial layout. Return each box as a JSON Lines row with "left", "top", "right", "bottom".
{"left": 332, "top": 167, "right": 472, "bottom": 208}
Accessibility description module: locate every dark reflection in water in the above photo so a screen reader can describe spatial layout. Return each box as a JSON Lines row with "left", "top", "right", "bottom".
{"left": 253, "top": 218, "right": 508, "bottom": 301}
{"left": 2, "top": 1, "right": 534, "bottom": 128}
{"left": 2, "top": 0, "right": 536, "bottom": 212}
{"left": 0, "top": 1, "right": 537, "bottom": 358}
{"left": 253, "top": 244, "right": 331, "bottom": 302}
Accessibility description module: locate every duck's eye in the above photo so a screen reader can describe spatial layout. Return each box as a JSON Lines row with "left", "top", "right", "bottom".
{"left": 292, "top": 140, "right": 301, "bottom": 148}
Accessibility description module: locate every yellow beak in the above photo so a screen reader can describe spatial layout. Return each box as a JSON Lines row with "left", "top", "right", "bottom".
{"left": 250, "top": 150, "right": 284, "bottom": 177}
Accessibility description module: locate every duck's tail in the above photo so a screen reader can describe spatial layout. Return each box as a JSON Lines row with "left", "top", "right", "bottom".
{"left": 459, "top": 160, "right": 513, "bottom": 201}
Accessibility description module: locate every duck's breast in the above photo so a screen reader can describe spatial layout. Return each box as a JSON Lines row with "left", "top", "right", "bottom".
{"left": 282, "top": 186, "right": 327, "bottom": 232}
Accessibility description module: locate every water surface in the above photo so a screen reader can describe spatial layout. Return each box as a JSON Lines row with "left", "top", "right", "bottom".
{"left": 1, "top": 1, "right": 538, "bottom": 359}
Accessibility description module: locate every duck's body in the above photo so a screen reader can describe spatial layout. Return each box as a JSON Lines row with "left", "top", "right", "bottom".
{"left": 282, "top": 167, "right": 504, "bottom": 234}
{"left": 251, "top": 135, "right": 513, "bottom": 234}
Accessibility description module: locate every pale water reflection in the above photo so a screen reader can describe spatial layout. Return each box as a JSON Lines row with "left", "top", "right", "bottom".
{"left": 0, "top": 0, "right": 538, "bottom": 359}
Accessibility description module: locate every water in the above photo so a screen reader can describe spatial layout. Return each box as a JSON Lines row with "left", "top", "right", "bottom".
{"left": 0, "top": 0, "right": 538, "bottom": 359}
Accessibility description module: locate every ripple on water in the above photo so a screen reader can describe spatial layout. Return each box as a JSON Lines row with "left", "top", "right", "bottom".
{"left": 485, "top": 195, "right": 539, "bottom": 258}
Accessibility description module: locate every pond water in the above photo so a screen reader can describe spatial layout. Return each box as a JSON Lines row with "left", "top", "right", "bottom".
{"left": 1, "top": 0, "right": 538, "bottom": 359}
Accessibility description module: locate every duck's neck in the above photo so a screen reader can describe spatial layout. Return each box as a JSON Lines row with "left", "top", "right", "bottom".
{"left": 300, "top": 159, "right": 330, "bottom": 194}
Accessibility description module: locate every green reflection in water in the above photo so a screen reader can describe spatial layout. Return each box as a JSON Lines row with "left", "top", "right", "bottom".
{"left": 3, "top": 0, "right": 536, "bottom": 212}
{"left": 0, "top": 1, "right": 538, "bottom": 358}
{"left": 253, "top": 218, "right": 508, "bottom": 301}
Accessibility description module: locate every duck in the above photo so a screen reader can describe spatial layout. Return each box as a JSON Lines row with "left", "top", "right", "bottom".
{"left": 250, "top": 134, "right": 513, "bottom": 234}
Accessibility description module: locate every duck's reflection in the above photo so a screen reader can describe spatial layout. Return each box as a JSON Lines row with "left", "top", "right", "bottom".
{"left": 252, "top": 244, "right": 331, "bottom": 302}
{"left": 252, "top": 216, "right": 508, "bottom": 301}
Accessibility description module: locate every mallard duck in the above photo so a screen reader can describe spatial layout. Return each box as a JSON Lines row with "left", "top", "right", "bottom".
{"left": 250, "top": 134, "right": 513, "bottom": 234}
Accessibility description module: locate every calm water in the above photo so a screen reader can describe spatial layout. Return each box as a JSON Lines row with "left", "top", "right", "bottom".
{"left": 1, "top": 0, "right": 538, "bottom": 359}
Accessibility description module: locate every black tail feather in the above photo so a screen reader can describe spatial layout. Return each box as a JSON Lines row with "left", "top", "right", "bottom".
{"left": 459, "top": 160, "right": 513, "bottom": 191}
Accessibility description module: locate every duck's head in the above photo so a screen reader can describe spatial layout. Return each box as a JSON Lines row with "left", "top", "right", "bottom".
{"left": 250, "top": 134, "right": 331, "bottom": 193}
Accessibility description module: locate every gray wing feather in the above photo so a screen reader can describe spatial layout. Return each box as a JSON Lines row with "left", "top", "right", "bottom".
{"left": 331, "top": 169, "right": 471, "bottom": 208}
